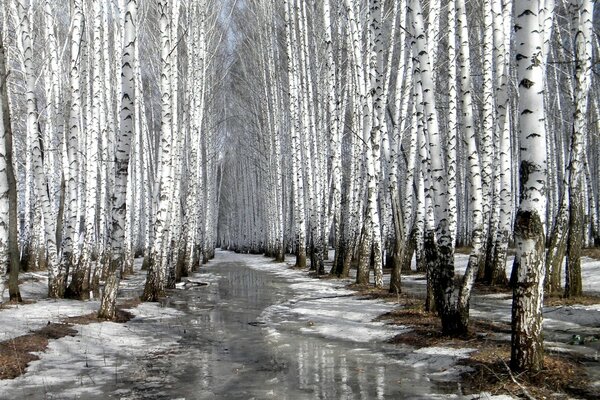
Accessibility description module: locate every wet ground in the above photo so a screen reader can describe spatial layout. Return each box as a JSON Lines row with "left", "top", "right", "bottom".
{"left": 4, "top": 251, "right": 600, "bottom": 399}
{"left": 106, "top": 257, "right": 459, "bottom": 399}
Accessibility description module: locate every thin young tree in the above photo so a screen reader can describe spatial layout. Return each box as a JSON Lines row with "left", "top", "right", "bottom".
{"left": 0, "top": 26, "right": 21, "bottom": 302}
{"left": 565, "top": 0, "right": 593, "bottom": 298}
{"left": 99, "top": 0, "right": 138, "bottom": 319}
{"left": 15, "top": 0, "right": 63, "bottom": 297}
{"left": 142, "top": 0, "right": 175, "bottom": 301}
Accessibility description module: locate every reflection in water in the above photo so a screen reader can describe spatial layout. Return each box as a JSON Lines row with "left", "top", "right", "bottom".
{"left": 109, "top": 261, "right": 456, "bottom": 399}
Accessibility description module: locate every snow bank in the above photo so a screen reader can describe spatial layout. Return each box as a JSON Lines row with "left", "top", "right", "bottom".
{"left": 0, "top": 304, "right": 181, "bottom": 399}
{"left": 0, "top": 299, "right": 100, "bottom": 342}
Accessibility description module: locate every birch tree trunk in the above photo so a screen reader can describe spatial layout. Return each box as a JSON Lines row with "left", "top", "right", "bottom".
{"left": 322, "top": 0, "right": 341, "bottom": 271}
{"left": 70, "top": 0, "right": 105, "bottom": 300}
{"left": 565, "top": 0, "right": 593, "bottom": 298}
{"left": 488, "top": 0, "right": 512, "bottom": 287}
{"left": 344, "top": 0, "right": 375, "bottom": 286}
{"left": 16, "top": 0, "right": 63, "bottom": 298}
{"left": 455, "top": 0, "right": 484, "bottom": 331}
{"left": 410, "top": 0, "right": 457, "bottom": 334}
{"left": 0, "top": 28, "right": 21, "bottom": 302}
{"left": 62, "top": 0, "right": 84, "bottom": 280}
{"left": 284, "top": 0, "right": 306, "bottom": 269}
{"left": 142, "top": 0, "right": 174, "bottom": 301}
{"left": 511, "top": 0, "right": 548, "bottom": 373}
{"left": 368, "top": 0, "right": 384, "bottom": 288}
{"left": 99, "top": 0, "right": 137, "bottom": 319}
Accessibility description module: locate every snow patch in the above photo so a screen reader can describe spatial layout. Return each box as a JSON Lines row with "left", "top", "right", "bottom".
{"left": 0, "top": 315, "right": 180, "bottom": 399}
{"left": 0, "top": 299, "right": 101, "bottom": 342}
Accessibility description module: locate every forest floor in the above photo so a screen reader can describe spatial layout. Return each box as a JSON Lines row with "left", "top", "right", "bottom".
{"left": 348, "top": 251, "right": 600, "bottom": 399}
{"left": 0, "top": 251, "right": 599, "bottom": 399}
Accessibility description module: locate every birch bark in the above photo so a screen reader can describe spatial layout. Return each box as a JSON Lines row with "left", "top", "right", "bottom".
{"left": 0, "top": 27, "right": 21, "bottom": 302}
{"left": 565, "top": 0, "right": 593, "bottom": 298}
{"left": 15, "top": 0, "right": 63, "bottom": 297}
{"left": 99, "top": 0, "right": 137, "bottom": 319}
{"left": 143, "top": 0, "right": 174, "bottom": 301}
{"left": 511, "top": 0, "right": 548, "bottom": 373}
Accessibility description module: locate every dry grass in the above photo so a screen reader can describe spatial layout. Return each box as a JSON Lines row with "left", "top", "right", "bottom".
{"left": 0, "top": 323, "right": 77, "bottom": 379}
{"left": 545, "top": 294, "right": 600, "bottom": 307}
{"left": 461, "top": 343, "right": 596, "bottom": 399}
{"left": 0, "top": 298, "right": 138, "bottom": 380}
{"left": 581, "top": 247, "right": 600, "bottom": 260}
{"left": 377, "top": 302, "right": 596, "bottom": 399}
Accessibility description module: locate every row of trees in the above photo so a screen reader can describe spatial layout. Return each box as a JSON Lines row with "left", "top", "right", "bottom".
{"left": 220, "top": 0, "right": 598, "bottom": 372}
{"left": 0, "top": 0, "right": 224, "bottom": 316}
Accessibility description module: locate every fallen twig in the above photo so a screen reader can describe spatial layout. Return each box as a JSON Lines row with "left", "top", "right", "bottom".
{"left": 502, "top": 360, "right": 536, "bottom": 400}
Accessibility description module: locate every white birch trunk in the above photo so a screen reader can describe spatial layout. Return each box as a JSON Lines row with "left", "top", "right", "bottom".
{"left": 284, "top": 0, "right": 307, "bottom": 269}
{"left": 15, "top": 0, "right": 63, "bottom": 297}
{"left": 410, "top": 0, "right": 458, "bottom": 333}
{"left": 511, "top": 0, "right": 548, "bottom": 373}
{"left": 99, "top": 0, "right": 137, "bottom": 319}
{"left": 0, "top": 28, "right": 21, "bottom": 301}
{"left": 143, "top": 0, "right": 174, "bottom": 301}
{"left": 62, "top": 0, "right": 84, "bottom": 275}
{"left": 565, "top": 0, "right": 593, "bottom": 298}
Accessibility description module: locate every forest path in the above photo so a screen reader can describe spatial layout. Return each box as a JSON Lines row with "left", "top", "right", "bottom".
{"left": 2, "top": 251, "right": 515, "bottom": 399}
{"left": 111, "top": 251, "right": 465, "bottom": 399}
{"left": 4, "top": 252, "right": 599, "bottom": 398}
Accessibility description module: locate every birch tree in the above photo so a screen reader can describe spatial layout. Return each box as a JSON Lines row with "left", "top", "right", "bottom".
{"left": 565, "top": 0, "right": 593, "bottom": 298}
{"left": 15, "top": 0, "right": 63, "bottom": 297}
{"left": 0, "top": 26, "right": 21, "bottom": 302}
{"left": 99, "top": 0, "right": 138, "bottom": 319}
{"left": 284, "top": 0, "right": 307, "bottom": 270}
{"left": 69, "top": 0, "right": 106, "bottom": 300}
{"left": 62, "top": 0, "right": 84, "bottom": 279}
{"left": 410, "top": 0, "right": 460, "bottom": 333}
{"left": 511, "top": 0, "right": 548, "bottom": 373}
{"left": 143, "top": 0, "right": 175, "bottom": 301}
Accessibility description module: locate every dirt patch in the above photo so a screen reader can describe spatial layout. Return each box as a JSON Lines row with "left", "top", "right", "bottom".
{"left": 545, "top": 294, "right": 600, "bottom": 307}
{"left": 0, "top": 299, "right": 36, "bottom": 310}
{"left": 380, "top": 302, "right": 595, "bottom": 398}
{"left": 0, "top": 323, "right": 77, "bottom": 379}
{"left": 0, "top": 299, "right": 138, "bottom": 380}
{"left": 312, "top": 273, "right": 341, "bottom": 280}
{"left": 64, "top": 308, "right": 134, "bottom": 325}
{"left": 472, "top": 282, "right": 512, "bottom": 296}
{"left": 349, "top": 285, "right": 399, "bottom": 301}
{"left": 347, "top": 285, "right": 427, "bottom": 304}
{"left": 581, "top": 248, "right": 600, "bottom": 260}
{"left": 455, "top": 246, "right": 473, "bottom": 255}
{"left": 461, "top": 342, "right": 596, "bottom": 399}
{"left": 64, "top": 299, "right": 138, "bottom": 324}
{"left": 119, "top": 297, "right": 142, "bottom": 309}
